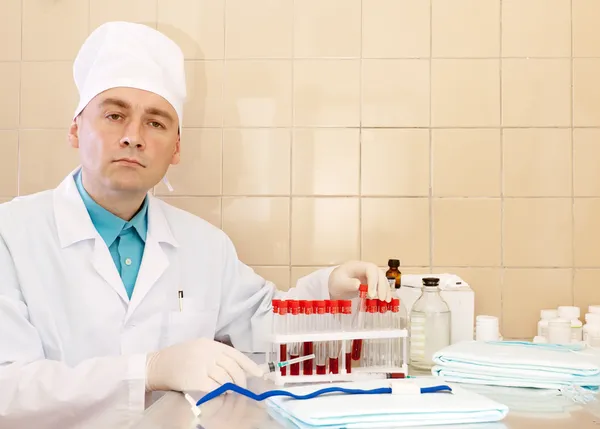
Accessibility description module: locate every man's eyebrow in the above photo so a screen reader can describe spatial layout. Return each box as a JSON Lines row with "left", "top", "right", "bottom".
{"left": 99, "top": 97, "right": 131, "bottom": 110}
{"left": 145, "top": 107, "right": 175, "bottom": 124}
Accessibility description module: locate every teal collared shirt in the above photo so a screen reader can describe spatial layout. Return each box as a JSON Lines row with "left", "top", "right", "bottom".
{"left": 74, "top": 171, "right": 148, "bottom": 299}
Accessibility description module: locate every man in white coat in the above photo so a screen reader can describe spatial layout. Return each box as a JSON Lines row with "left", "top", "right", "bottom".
{"left": 0, "top": 21, "right": 392, "bottom": 428}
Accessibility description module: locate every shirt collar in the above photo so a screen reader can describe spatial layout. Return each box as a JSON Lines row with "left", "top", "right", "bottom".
{"left": 74, "top": 170, "right": 148, "bottom": 247}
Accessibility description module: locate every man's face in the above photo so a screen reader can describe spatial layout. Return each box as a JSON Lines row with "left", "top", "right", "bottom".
{"left": 69, "top": 87, "right": 180, "bottom": 195}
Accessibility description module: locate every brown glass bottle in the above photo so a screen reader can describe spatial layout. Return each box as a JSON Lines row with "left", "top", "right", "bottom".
{"left": 386, "top": 259, "right": 401, "bottom": 290}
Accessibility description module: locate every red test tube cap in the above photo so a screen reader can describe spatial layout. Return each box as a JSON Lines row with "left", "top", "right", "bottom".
{"left": 359, "top": 284, "right": 368, "bottom": 293}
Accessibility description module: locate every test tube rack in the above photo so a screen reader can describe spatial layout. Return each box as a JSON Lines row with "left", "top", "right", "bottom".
{"left": 265, "top": 328, "right": 409, "bottom": 385}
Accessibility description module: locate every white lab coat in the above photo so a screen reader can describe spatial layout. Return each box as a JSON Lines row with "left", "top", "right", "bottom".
{"left": 0, "top": 170, "right": 333, "bottom": 429}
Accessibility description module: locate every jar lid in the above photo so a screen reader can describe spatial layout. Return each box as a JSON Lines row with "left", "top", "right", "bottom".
{"left": 540, "top": 309, "right": 558, "bottom": 320}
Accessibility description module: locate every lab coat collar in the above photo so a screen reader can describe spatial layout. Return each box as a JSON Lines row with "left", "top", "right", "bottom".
{"left": 53, "top": 167, "right": 179, "bottom": 249}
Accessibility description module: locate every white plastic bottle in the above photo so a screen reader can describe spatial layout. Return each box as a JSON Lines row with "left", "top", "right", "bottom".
{"left": 584, "top": 313, "right": 600, "bottom": 345}
{"left": 557, "top": 306, "right": 582, "bottom": 342}
{"left": 589, "top": 305, "right": 600, "bottom": 315}
{"left": 537, "top": 309, "right": 558, "bottom": 339}
{"left": 409, "top": 277, "right": 451, "bottom": 370}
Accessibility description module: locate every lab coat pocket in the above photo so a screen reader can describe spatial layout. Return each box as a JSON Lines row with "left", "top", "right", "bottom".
{"left": 163, "top": 298, "right": 219, "bottom": 346}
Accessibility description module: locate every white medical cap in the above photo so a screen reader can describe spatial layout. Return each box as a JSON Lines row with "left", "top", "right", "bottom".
{"left": 72, "top": 21, "right": 186, "bottom": 128}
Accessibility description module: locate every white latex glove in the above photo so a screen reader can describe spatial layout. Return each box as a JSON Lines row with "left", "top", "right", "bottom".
{"left": 145, "top": 338, "right": 264, "bottom": 393}
{"left": 328, "top": 260, "right": 392, "bottom": 302}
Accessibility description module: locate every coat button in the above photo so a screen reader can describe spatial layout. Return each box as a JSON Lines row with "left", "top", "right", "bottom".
{"left": 125, "top": 258, "right": 132, "bottom": 266}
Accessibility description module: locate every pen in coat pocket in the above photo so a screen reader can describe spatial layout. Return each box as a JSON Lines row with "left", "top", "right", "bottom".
{"left": 178, "top": 290, "right": 184, "bottom": 312}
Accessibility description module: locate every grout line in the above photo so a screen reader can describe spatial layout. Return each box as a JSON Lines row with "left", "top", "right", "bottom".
{"left": 155, "top": 194, "right": 587, "bottom": 199}
{"left": 570, "top": 0, "right": 576, "bottom": 305}
{"left": 428, "top": 0, "right": 433, "bottom": 271}
{"left": 358, "top": 0, "right": 363, "bottom": 261}
{"left": 220, "top": 0, "right": 227, "bottom": 230}
{"left": 289, "top": 0, "right": 295, "bottom": 288}
{"left": 499, "top": 0, "right": 504, "bottom": 330}
{"left": 17, "top": 0, "right": 23, "bottom": 197}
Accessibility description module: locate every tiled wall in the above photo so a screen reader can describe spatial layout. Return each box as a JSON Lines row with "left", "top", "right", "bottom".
{"left": 1, "top": 0, "right": 600, "bottom": 339}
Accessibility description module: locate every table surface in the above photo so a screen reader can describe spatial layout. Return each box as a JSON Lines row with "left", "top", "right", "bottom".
{"left": 131, "top": 378, "right": 600, "bottom": 429}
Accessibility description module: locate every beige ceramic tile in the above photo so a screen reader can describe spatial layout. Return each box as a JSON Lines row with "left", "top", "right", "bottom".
{"left": 362, "top": 60, "right": 430, "bottom": 127}
{"left": 225, "top": 0, "right": 292, "bottom": 58}
{"left": 574, "top": 129, "right": 600, "bottom": 197}
{"left": 223, "top": 60, "right": 292, "bottom": 127}
{"left": 0, "top": 0, "right": 21, "bottom": 60}
{"left": 292, "top": 129, "right": 359, "bottom": 196}
{"left": 502, "top": 0, "right": 571, "bottom": 57}
{"left": 20, "top": 62, "right": 78, "bottom": 129}
{"left": 432, "top": 60, "right": 500, "bottom": 127}
{"left": 0, "top": 199, "right": 12, "bottom": 205}
{"left": 155, "top": 129, "right": 222, "bottom": 196}
{"left": 361, "top": 198, "right": 430, "bottom": 267}
{"left": 291, "top": 267, "right": 329, "bottom": 289}
{"left": 362, "top": 0, "right": 430, "bottom": 58}
{"left": 183, "top": 61, "right": 223, "bottom": 128}
{"left": 574, "top": 270, "right": 600, "bottom": 316}
{"left": 159, "top": 196, "right": 221, "bottom": 228}
{"left": 90, "top": 0, "right": 157, "bottom": 29}
{"left": 434, "top": 268, "right": 502, "bottom": 319}
{"left": 222, "top": 197, "right": 289, "bottom": 265}
{"left": 502, "top": 59, "right": 571, "bottom": 127}
{"left": 433, "top": 199, "right": 501, "bottom": 267}
{"left": 574, "top": 59, "right": 600, "bottom": 127}
{"left": 291, "top": 198, "right": 359, "bottom": 265}
{"left": 361, "top": 129, "right": 429, "bottom": 196}
{"left": 19, "top": 129, "right": 80, "bottom": 195}
{"left": 294, "top": 60, "right": 360, "bottom": 127}
{"left": 223, "top": 129, "right": 290, "bottom": 195}
{"left": 0, "top": 131, "right": 18, "bottom": 197}
{"left": 574, "top": 199, "right": 600, "bottom": 267}
{"left": 253, "top": 266, "right": 291, "bottom": 291}
{"left": 22, "top": 0, "right": 88, "bottom": 61}
{"left": 432, "top": 129, "right": 501, "bottom": 197}
{"left": 573, "top": 0, "right": 600, "bottom": 57}
{"left": 432, "top": 0, "right": 500, "bottom": 58}
{"left": 503, "top": 269, "right": 573, "bottom": 339}
{"left": 294, "top": 0, "right": 361, "bottom": 58}
{"left": 157, "top": 0, "right": 225, "bottom": 59}
{"left": 0, "top": 63, "right": 20, "bottom": 129}
{"left": 503, "top": 129, "right": 572, "bottom": 197}
{"left": 503, "top": 199, "right": 572, "bottom": 267}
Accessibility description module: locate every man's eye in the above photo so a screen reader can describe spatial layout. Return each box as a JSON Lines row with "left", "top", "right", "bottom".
{"left": 107, "top": 114, "right": 122, "bottom": 121}
{"left": 149, "top": 121, "right": 164, "bottom": 129}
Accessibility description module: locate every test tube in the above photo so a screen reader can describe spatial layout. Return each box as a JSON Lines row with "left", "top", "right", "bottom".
{"left": 288, "top": 300, "right": 300, "bottom": 376}
{"left": 303, "top": 301, "right": 314, "bottom": 375}
{"left": 361, "top": 299, "right": 378, "bottom": 367}
{"left": 315, "top": 301, "right": 327, "bottom": 375}
{"left": 328, "top": 300, "right": 340, "bottom": 374}
{"left": 390, "top": 298, "right": 401, "bottom": 367}
{"left": 271, "top": 300, "right": 280, "bottom": 363}
{"left": 351, "top": 284, "right": 369, "bottom": 361}
{"left": 278, "top": 301, "right": 288, "bottom": 375}
{"left": 378, "top": 300, "right": 390, "bottom": 367}
{"left": 341, "top": 300, "right": 353, "bottom": 373}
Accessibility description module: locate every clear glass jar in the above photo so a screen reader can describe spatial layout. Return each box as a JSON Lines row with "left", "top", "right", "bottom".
{"left": 409, "top": 277, "right": 451, "bottom": 370}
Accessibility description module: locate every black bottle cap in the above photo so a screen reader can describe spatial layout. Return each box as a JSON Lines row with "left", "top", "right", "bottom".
{"left": 422, "top": 277, "right": 440, "bottom": 287}
{"left": 387, "top": 259, "right": 400, "bottom": 268}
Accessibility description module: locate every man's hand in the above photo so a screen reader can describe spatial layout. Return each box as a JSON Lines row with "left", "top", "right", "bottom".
{"left": 146, "top": 338, "right": 264, "bottom": 393}
{"left": 328, "top": 261, "right": 392, "bottom": 302}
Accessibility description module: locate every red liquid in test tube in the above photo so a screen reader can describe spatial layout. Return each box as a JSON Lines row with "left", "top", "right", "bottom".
{"left": 351, "top": 284, "right": 369, "bottom": 361}
{"left": 288, "top": 300, "right": 300, "bottom": 376}
{"left": 315, "top": 301, "right": 327, "bottom": 375}
{"left": 303, "top": 301, "right": 314, "bottom": 375}
{"left": 278, "top": 301, "right": 288, "bottom": 375}
{"left": 341, "top": 300, "right": 353, "bottom": 373}
{"left": 329, "top": 300, "right": 340, "bottom": 374}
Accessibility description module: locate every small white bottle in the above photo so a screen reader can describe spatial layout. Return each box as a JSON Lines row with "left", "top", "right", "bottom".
{"left": 557, "top": 306, "right": 583, "bottom": 343}
{"left": 537, "top": 309, "right": 558, "bottom": 339}
{"left": 584, "top": 313, "right": 600, "bottom": 345}
{"left": 589, "top": 305, "right": 600, "bottom": 315}
{"left": 548, "top": 318, "right": 572, "bottom": 344}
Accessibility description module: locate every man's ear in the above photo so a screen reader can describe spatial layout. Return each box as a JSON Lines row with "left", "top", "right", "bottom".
{"left": 171, "top": 133, "right": 181, "bottom": 166}
{"left": 68, "top": 118, "right": 80, "bottom": 149}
